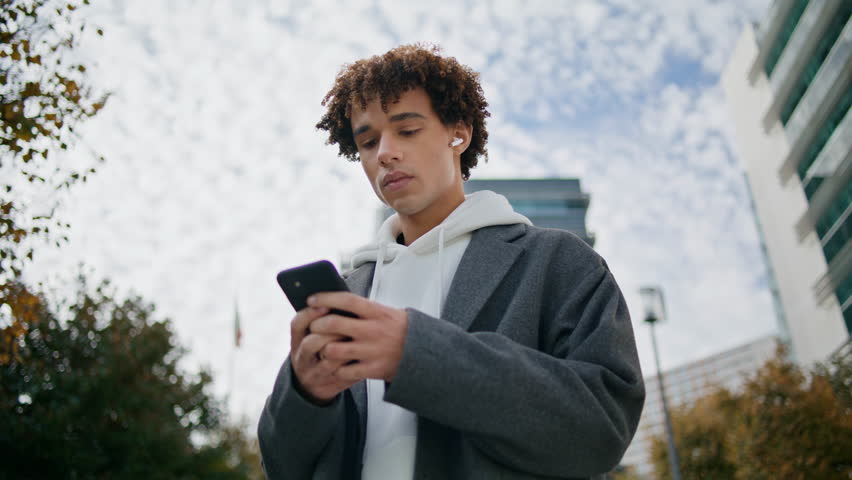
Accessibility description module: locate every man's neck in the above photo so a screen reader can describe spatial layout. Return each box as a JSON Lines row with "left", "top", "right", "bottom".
{"left": 396, "top": 192, "right": 465, "bottom": 246}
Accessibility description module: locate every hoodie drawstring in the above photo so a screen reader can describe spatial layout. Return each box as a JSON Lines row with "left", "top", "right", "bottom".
{"left": 350, "top": 191, "right": 533, "bottom": 323}
{"left": 367, "top": 231, "right": 445, "bottom": 316}
{"left": 369, "top": 241, "right": 386, "bottom": 301}
{"left": 437, "top": 227, "right": 445, "bottom": 316}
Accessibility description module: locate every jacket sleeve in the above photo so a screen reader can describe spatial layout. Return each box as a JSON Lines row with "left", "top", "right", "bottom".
{"left": 257, "top": 357, "right": 344, "bottom": 480}
{"left": 383, "top": 264, "right": 645, "bottom": 478}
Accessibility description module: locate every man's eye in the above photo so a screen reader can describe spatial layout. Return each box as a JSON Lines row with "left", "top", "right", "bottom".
{"left": 361, "top": 139, "right": 377, "bottom": 149}
{"left": 400, "top": 129, "right": 419, "bottom": 136}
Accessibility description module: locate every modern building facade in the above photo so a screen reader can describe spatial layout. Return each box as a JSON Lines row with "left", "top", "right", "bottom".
{"left": 345, "top": 178, "right": 594, "bottom": 271}
{"left": 721, "top": 0, "right": 851, "bottom": 365}
{"left": 620, "top": 336, "right": 781, "bottom": 478}
{"left": 465, "top": 178, "right": 595, "bottom": 246}
{"left": 373, "top": 178, "right": 595, "bottom": 245}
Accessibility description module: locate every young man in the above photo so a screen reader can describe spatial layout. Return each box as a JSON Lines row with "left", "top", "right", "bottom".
{"left": 258, "top": 44, "right": 645, "bottom": 480}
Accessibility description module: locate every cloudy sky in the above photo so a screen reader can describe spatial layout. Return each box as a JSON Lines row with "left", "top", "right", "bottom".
{"left": 28, "top": 0, "right": 776, "bottom": 425}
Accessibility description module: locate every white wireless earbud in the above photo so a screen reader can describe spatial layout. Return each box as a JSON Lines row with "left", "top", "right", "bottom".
{"left": 451, "top": 137, "right": 463, "bottom": 147}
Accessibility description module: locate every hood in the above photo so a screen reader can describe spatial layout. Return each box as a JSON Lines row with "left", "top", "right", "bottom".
{"left": 350, "top": 190, "right": 532, "bottom": 268}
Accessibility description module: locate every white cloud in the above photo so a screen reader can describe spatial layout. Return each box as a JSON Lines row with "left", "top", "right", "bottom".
{"left": 23, "top": 0, "right": 779, "bottom": 427}
{"left": 574, "top": 1, "right": 608, "bottom": 33}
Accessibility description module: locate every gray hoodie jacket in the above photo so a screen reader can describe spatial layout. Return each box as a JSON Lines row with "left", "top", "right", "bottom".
{"left": 258, "top": 193, "right": 645, "bottom": 479}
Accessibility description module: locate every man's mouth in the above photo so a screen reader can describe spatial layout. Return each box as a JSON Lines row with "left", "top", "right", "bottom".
{"left": 383, "top": 173, "right": 413, "bottom": 190}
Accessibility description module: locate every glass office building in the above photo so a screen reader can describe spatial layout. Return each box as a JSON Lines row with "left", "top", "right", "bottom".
{"left": 722, "top": 0, "right": 851, "bottom": 364}
{"left": 465, "top": 178, "right": 595, "bottom": 246}
{"left": 375, "top": 178, "right": 595, "bottom": 246}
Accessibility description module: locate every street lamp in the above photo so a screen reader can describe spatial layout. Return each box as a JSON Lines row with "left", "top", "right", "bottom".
{"left": 639, "top": 286, "right": 682, "bottom": 480}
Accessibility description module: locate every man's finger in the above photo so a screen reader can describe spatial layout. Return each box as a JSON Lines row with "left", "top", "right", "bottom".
{"left": 313, "top": 356, "right": 348, "bottom": 375}
{"left": 332, "top": 359, "right": 372, "bottom": 382}
{"left": 300, "top": 332, "right": 346, "bottom": 359}
{"left": 293, "top": 333, "right": 346, "bottom": 382}
{"left": 291, "top": 306, "right": 329, "bottom": 346}
{"left": 310, "top": 314, "right": 369, "bottom": 339}
{"left": 322, "top": 338, "right": 374, "bottom": 362}
{"left": 308, "top": 292, "right": 380, "bottom": 319}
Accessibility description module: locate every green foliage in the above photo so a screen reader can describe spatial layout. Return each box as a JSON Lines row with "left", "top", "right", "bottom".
{"left": 814, "top": 346, "right": 852, "bottom": 410}
{"left": 0, "top": 3, "right": 266, "bottom": 478}
{"left": 216, "top": 419, "right": 267, "bottom": 480}
{"left": 1, "top": 0, "right": 107, "bottom": 291}
{"left": 730, "top": 350, "right": 852, "bottom": 479}
{"left": 649, "top": 346, "right": 852, "bottom": 480}
{"left": 0, "top": 275, "right": 263, "bottom": 479}
{"left": 649, "top": 388, "right": 740, "bottom": 480}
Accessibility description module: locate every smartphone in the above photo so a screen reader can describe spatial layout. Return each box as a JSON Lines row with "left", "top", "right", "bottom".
{"left": 276, "top": 260, "right": 358, "bottom": 318}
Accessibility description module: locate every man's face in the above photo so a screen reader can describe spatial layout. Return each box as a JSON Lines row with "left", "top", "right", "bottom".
{"left": 350, "top": 87, "right": 464, "bottom": 218}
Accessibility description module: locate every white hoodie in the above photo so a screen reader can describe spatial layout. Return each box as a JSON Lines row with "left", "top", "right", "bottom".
{"left": 354, "top": 190, "right": 532, "bottom": 479}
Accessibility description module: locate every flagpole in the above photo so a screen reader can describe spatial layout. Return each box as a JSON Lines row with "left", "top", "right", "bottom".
{"left": 229, "top": 333, "right": 235, "bottom": 415}
{"left": 230, "top": 296, "right": 240, "bottom": 416}
{"left": 228, "top": 254, "right": 241, "bottom": 419}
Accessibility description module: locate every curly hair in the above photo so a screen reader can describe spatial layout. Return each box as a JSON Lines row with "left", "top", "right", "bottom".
{"left": 316, "top": 44, "right": 490, "bottom": 181}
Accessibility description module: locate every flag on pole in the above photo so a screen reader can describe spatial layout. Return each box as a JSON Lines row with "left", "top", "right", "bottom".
{"left": 234, "top": 300, "right": 242, "bottom": 348}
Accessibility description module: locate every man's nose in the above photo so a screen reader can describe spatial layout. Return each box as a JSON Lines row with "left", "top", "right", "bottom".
{"left": 377, "top": 135, "right": 401, "bottom": 165}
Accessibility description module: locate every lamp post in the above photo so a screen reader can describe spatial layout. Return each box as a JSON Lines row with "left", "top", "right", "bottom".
{"left": 639, "top": 286, "right": 682, "bottom": 480}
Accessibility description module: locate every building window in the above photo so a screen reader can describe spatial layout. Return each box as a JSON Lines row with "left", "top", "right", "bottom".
{"left": 764, "top": 0, "right": 811, "bottom": 78}
{"left": 509, "top": 200, "right": 576, "bottom": 217}
{"left": 805, "top": 177, "right": 825, "bottom": 200}
{"left": 822, "top": 214, "right": 851, "bottom": 265}
{"left": 815, "top": 181, "right": 852, "bottom": 238}
{"left": 799, "top": 88, "right": 852, "bottom": 199}
{"left": 835, "top": 272, "right": 852, "bottom": 332}
{"left": 844, "top": 299, "right": 852, "bottom": 334}
{"left": 815, "top": 181, "right": 852, "bottom": 264}
{"left": 780, "top": 4, "right": 852, "bottom": 125}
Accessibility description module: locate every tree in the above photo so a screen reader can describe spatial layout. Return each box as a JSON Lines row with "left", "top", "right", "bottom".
{"left": 1, "top": 0, "right": 107, "bottom": 363}
{"left": 215, "top": 418, "right": 267, "bottom": 480}
{"left": 0, "top": 3, "right": 265, "bottom": 477}
{"left": 730, "top": 350, "right": 852, "bottom": 479}
{"left": 650, "top": 346, "right": 852, "bottom": 480}
{"left": 649, "top": 387, "right": 740, "bottom": 479}
{"left": 0, "top": 274, "right": 263, "bottom": 479}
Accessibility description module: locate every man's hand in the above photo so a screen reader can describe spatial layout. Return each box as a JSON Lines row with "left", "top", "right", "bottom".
{"left": 307, "top": 292, "right": 408, "bottom": 383}
{"left": 290, "top": 305, "right": 358, "bottom": 405}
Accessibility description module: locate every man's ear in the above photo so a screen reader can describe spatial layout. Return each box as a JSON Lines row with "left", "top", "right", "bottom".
{"left": 449, "top": 123, "right": 473, "bottom": 153}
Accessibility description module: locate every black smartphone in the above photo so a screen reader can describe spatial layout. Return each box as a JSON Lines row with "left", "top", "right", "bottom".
{"left": 276, "top": 260, "right": 358, "bottom": 318}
